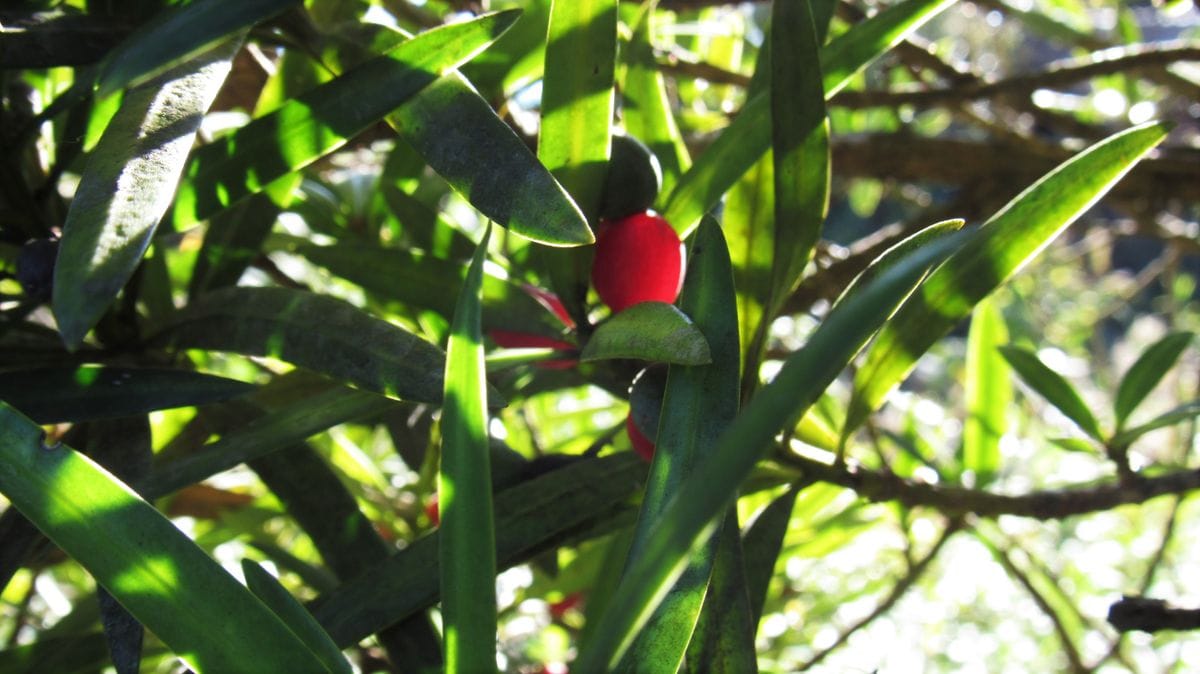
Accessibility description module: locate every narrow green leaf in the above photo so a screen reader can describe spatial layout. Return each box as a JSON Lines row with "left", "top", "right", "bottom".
{"left": 188, "top": 190, "right": 288, "bottom": 299}
{"left": 440, "top": 225, "right": 498, "bottom": 674}
{"left": 999, "top": 346, "right": 1103, "bottom": 441}
{"left": 390, "top": 74, "right": 593, "bottom": 247}
{"left": 663, "top": 0, "right": 956, "bottom": 234}
{"left": 846, "top": 122, "right": 1169, "bottom": 435}
{"left": 147, "top": 386, "right": 394, "bottom": 498}
{"left": 961, "top": 297, "right": 1011, "bottom": 483}
{"left": 623, "top": 5, "right": 691, "bottom": 198}
{"left": 0, "top": 403, "right": 330, "bottom": 673}
{"left": 1111, "top": 399, "right": 1200, "bottom": 447}
{"left": 53, "top": 38, "right": 241, "bottom": 349}
{"left": 573, "top": 228, "right": 965, "bottom": 672}
{"left": 242, "top": 560, "right": 353, "bottom": 674}
{"left": 619, "top": 218, "right": 740, "bottom": 671}
{"left": 539, "top": 0, "right": 617, "bottom": 222}
{"left": 295, "top": 242, "right": 568, "bottom": 339}
{"left": 312, "top": 453, "right": 645, "bottom": 647}
{"left": 173, "top": 11, "right": 521, "bottom": 228}
{"left": 725, "top": 154, "right": 775, "bottom": 390}
{"left": 96, "top": 0, "right": 297, "bottom": 96}
{"left": 741, "top": 486, "right": 800, "bottom": 626}
{"left": 770, "top": 0, "right": 830, "bottom": 304}
{"left": 580, "top": 302, "right": 712, "bottom": 365}
{"left": 833, "top": 219, "right": 966, "bottom": 307}
{"left": 147, "top": 286, "right": 461, "bottom": 405}
{"left": 684, "top": 512, "right": 758, "bottom": 674}
{"left": 1114, "top": 331, "right": 1193, "bottom": 429}
{"left": 0, "top": 633, "right": 111, "bottom": 674}
{"left": 0, "top": 366, "right": 253, "bottom": 424}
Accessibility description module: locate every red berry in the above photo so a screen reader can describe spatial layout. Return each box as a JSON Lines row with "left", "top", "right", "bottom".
{"left": 626, "top": 414, "right": 656, "bottom": 461}
{"left": 548, "top": 591, "right": 584, "bottom": 619}
{"left": 425, "top": 496, "right": 440, "bottom": 526}
{"left": 487, "top": 287, "right": 578, "bottom": 369}
{"left": 590, "top": 212, "right": 685, "bottom": 314}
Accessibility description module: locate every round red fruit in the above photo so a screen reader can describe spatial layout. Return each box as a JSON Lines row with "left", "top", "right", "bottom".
{"left": 590, "top": 212, "right": 685, "bottom": 314}
{"left": 626, "top": 414, "right": 656, "bottom": 461}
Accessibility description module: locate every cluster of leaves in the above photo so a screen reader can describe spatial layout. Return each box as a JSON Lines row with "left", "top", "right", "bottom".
{"left": 0, "top": 0, "right": 1198, "bottom": 671}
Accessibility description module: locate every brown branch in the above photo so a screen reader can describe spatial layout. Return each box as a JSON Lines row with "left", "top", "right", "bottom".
{"left": 832, "top": 42, "right": 1200, "bottom": 109}
{"left": 1108, "top": 596, "right": 1200, "bottom": 633}
{"left": 778, "top": 450, "right": 1200, "bottom": 520}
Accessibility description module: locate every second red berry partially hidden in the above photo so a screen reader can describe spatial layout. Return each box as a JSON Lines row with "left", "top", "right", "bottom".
{"left": 590, "top": 211, "right": 685, "bottom": 314}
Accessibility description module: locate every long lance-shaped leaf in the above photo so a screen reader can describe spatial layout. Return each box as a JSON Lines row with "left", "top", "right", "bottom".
{"left": 624, "top": 4, "right": 690, "bottom": 198}
{"left": 53, "top": 38, "right": 241, "bottom": 349}
{"left": 999, "top": 346, "right": 1103, "bottom": 441}
{"left": 440, "top": 225, "right": 498, "bottom": 673}
{"left": 537, "top": 0, "right": 617, "bottom": 321}
{"left": 844, "top": 122, "right": 1169, "bottom": 436}
{"left": 617, "top": 218, "right": 740, "bottom": 672}
{"left": 0, "top": 366, "right": 253, "bottom": 424}
{"left": 311, "top": 453, "right": 645, "bottom": 647}
{"left": 96, "top": 0, "right": 297, "bottom": 96}
{"left": 572, "top": 229, "right": 967, "bottom": 672}
{"left": 146, "top": 387, "right": 394, "bottom": 498}
{"left": 662, "top": 0, "right": 955, "bottom": 235}
{"left": 295, "top": 242, "right": 568, "bottom": 339}
{"left": 147, "top": 286, "right": 464, "bottom": 405}
{"left": 241, "top": 560, "right": 353, "bottom": 674}
{"left": 0, "top": 403, "right": 331, "bottom": 673}
{"left": 770, "top": 0, "right": 830, "bottom": 306}
{"left": 1114, "top": 331, "right": 1193, "bottom": 431}
{"left": 172, "top": 11, "right": 520, "bottom": 229}
{"left": 683, "top": 511, "right": 757, "bottom": 673}
{"left": 960, "top": 297, "right": 1011, "bottom": 484}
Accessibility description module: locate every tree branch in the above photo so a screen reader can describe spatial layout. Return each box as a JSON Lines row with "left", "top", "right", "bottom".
{"left": 1108, "top": 597, "right": 1200, "bottom": 633}
{"left": 778, "top": 450, "right": 1200, "bottom": 520}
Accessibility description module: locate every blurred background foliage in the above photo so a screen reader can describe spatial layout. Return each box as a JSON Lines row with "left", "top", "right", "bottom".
{"left": 1, "top": 0, "right": 1199, "bottom": 672}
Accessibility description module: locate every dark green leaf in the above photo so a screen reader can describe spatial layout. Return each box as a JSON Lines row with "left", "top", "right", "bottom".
{"left": 96, "top": 0, "right": 297, "bottom": 95}
{"left": 770, "top": 0, "right": 830, "bottom": 305}
{"left": 148, "top": 286, "right": 458, "bottom": 405}
{"left": 440, "top": 226, "right": 498, "bottom": 673}
{"left": 147, "top": 386, "right": 394, "bottom": 498}
{"left": 618, "top": 218, "right": 740, "bottom": 670}
{"left": 1114, "top": 331, "right": 1193, "bottom": 429}
{"left": 742, "top": 486, "right": 799, "bottom": 626}
{"left": 53, "top": 39, "right": 241, "bottom": 349}
{"left": 188, "top": 191, "right": 287, "bottom": 299}
{"left": 684, "top": 512, "right": 758, "bottom": 674}
{"left": 296, "top": 242, "right": 568, "bottom": 339}
{"left": 846, "top": 122, "right": 1169, "bottom": 435}
{"left": 999, "top": 346, "right": 1103, "bottom": 441}
{"left": 173, "top": 11, "right": 522, "bottom": 229}
{"left": 573, "top": 225, "right": 965, "bottom": 671}
{"left": 0, "top": 366, "right": 254, "bottom": 424}
{"left": 242, "top": 560, "right": 353, "bottom": 674}
{"left": 581, "top": 303, "right": 711, "bottom": 365}
{"left": 311, "top": 454, "right": 645, "bottom": 647}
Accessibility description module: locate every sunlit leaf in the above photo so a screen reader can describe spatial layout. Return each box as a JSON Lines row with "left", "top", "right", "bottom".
{"left": 53, "top": 38, "right": 241, "bottom": 349}
{"left": 573, "top": 225, "right": 965, "bottom": 671}
{"left": 846, "top": 122, "right": 1169, "bottom": 436}
{"left": 0, "top": 403, "right": 331, "bottom": 673}
{"left": 662, "top": 0, "right": 956, "bottom": 234}
{"left": 242, "top": 560, "right": 352, "bottom": 674}
{"left": 961, "top": 297, "right": 1011, "bottom": 483}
